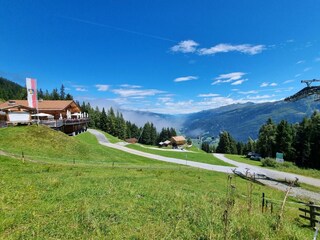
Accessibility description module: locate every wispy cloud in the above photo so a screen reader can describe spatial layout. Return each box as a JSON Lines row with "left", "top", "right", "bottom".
{"left": 231, "top": 79, "right": 247, "bottom": 85}
{"left": 238, "top": 90, "right": 259, "bottom": 94}
{"left": 296, "top": 60, "right": 305, "bottom": 64}
{"left": 95, "top": 84, "right": 109, "bottom": 91}
{"left": 198, "top": 93, "right": 220, "bottom": 97}
{"left": 76, "top": 87, "right": 88, "bottom": 92}
{"left": 315, "top": 57, "right": 320, "bottom": 62}
{"left": 112, "top": 88, "right": 165, "bottom": 97}
{"left": 283, "top": 79, "right": 294, "bottom": 84}
{"left": 158, "top": 97, "right": 173, "bottom": 103}
{"left": 174, "top": 76, "right": 198, "bottom": 82}
{"left": 171, "top": 40, "right": 199, "bottom": 53}
{"left": 260, "top": 82, "right": 277, "bottom": 87}
{"left": 198, "top": 43, "right": 266, "bottom": 55}
{"left": 212, "top": 72, "right": 246, "bottom": 85}
{"left": 295, "top": 73, "right": 302, "bottom": 78}
{"left": 120, "top": 84, "right": 142, "bottom": 88}
{"left": 73, "top": 85, "right": 88, "bottom": 92}
{"left": 304, "top": 67, "right": 312, "bottom": 72}
{"left": 246, "top": 94, "right": 275, "bottom": 100}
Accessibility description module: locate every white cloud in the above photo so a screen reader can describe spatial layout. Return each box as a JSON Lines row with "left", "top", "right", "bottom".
{"left": 158, "top": 97, "right": 172, "bottom": 103}
{"left": 198, "top": 93, "right": 220, "bottom": 97}
{"left": 295, "top": 73, "right": 302, "bottom": 78}
{"left": 246, "top": 94, "right": 275, "bottom": 100}
{"left": 75, "top": 87, "right": 88, "bottom": 92}
{"left": 120, "top": 84, "right": 142, "bottom": 88}
{"left": 296, "top": 60, "right": 305, "bottom": 64}
{"left": 283, "top": 79, "right": 294, "bottom": 84}
{"left": 303, "top": 67, "right": 312, "bottom": 72}
{"left": 95, "top": 84, "right": 109, "bottom": 91}
{"left": 112, "top": 88, "right": 165, "bottom": 97}
{"left": 231, "top": 79, "right": 246, "bottom": 85}
{"left": 174, "top": 76, "right": 198, "bottom": 82}
{"left": 212, "top": 72, "right": 246, "bottom": 85}
{"left": 170, "top": 40, "right": 199, "bottom": 53}
{"left": 260, "top": 82, "right": 278, "bottom": 87}
{"left": 315, "top": 57, "right": 320, "bottom": 62}
{"left": 198, "top": 43, "right": 266, "bottom": 55}
{"left": 238, "top": 90, "right": 259, "bottom": 94}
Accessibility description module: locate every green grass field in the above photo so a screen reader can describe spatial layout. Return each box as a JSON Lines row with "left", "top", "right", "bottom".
{"left": 225, "top": 154, "right": 320, "bottom": 179}
{"left": 0, "top": 126, "right": 316, "bottom": 239}
{"left": 126, "top": 144, "right": 234, "bottom": 166}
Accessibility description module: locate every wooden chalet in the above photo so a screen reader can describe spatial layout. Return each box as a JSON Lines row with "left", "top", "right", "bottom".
{"left": 0, "top": 100, "right": 89, "bottom": 135}
{"left": 170, "top": 136, "right": 186, "bottom": 147}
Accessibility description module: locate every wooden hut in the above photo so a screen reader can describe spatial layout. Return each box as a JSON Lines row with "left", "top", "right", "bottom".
{"left": 170, "top": 136, "right": 186, "bottom": 148}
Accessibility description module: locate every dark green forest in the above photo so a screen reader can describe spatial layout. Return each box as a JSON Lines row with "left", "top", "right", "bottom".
{"left": 0, "top": 77, "right": 73, "bottom": 101}
{"left": 215, "top": 112, "right": 320, "bottom": 169}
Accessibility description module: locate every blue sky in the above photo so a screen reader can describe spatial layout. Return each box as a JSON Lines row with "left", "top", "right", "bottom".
{"left": 1, "top": 0, "right": 320, "bottom": 114}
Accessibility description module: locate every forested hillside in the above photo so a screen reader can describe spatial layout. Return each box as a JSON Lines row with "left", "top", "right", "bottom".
{"left": 0, "top": 77, "right": 26, "bottom": 101}
{"left": 0, "top": 77, "right": 73, "bottom": 101}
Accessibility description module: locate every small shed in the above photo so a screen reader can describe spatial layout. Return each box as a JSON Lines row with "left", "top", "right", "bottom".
{"left": 170, "top": 136, "right": 186, "bottom": 147}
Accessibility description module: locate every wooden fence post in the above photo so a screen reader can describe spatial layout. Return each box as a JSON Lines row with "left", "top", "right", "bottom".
{"left": 310, "top": 202, "right": 316, "bottom": 228}
{"left": 262, "top": 193, "right": 265, "bottom": 213}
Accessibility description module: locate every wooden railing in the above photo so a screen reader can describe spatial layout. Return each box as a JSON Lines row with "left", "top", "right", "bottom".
{"left": 299, "top": 201, "right": 320, "bottom": 227}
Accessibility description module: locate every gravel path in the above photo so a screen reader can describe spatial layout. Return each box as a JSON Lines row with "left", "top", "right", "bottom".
{"left": 88, "top": 129, "right": 320, "bottom": 201}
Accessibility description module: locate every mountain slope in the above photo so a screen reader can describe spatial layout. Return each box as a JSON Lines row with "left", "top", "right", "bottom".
{"left": 0, "top": 77, "right": 26, "bottom": 101}
{"left": 182, "top": 98, "right": 320, "bottom": 141}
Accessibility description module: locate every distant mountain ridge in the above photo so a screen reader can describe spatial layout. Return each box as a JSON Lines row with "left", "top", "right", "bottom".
{"left": 182, "top": 98, "right": 320, "bottom": 141}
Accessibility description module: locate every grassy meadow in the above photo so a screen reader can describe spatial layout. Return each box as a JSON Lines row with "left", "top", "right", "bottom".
{"left": 0, "top": 126, "right": 316, "bottom": 239}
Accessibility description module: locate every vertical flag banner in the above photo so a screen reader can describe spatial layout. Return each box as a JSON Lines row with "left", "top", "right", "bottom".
{"left": 26, "top": 78, "right": 38, "bottom": 108}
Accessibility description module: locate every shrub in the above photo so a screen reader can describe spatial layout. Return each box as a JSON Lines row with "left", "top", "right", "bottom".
{"left": 261, "top": 158, "right": 278, "bottom": 167}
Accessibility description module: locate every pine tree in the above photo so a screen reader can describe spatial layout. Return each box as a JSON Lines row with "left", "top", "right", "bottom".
{"left": 60, "top": 84, "right": 65, "bottom": 100}
{"left": 256, "top": 118, "right": 277, "bottom": 158}
{"left": 100, "top": 108, "right": 108, "bottom": 132}
{"left": 275, "top": 120, "right": 294, "bottom": 161}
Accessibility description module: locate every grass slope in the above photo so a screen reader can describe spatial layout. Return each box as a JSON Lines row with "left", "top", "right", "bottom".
{"left": 0, "top": 155, "right": 313, "bottom": 239}
{"left": 0, "top": 126, "right": 164, "bottom": 167}
{"left": 0, "top": 126, "right": 315, "bottom": 238}
{"left": 225, "top": 154, "right": 320, "bottom": 179}
{"left": 126, "top": 144, "right": 233, "bottom": 166}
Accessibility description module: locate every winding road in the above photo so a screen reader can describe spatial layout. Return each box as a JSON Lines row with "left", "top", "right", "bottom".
{"left": 88, "top": 129, "right": 320, "bottom": 201}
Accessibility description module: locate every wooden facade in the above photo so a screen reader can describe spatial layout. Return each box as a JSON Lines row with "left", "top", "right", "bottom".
{"left": 170, "top": 136, "right": 186, "bottom": 146}
{"left": 0, "top": 100, "right": 89, "bottom": 135}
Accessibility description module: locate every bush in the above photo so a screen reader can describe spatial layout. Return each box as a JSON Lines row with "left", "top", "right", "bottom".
{"left": 261, "top": 158, "right": 278, "bottom": 167}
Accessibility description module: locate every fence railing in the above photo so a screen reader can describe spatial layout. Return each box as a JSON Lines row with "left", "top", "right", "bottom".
{"left": 299, "top": 202, "right": 320, "bottom": 227}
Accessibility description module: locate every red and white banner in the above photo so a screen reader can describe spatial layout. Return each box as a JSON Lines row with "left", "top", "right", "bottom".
{"left": 26, "top": 78, "right": 38, "bottom": 108}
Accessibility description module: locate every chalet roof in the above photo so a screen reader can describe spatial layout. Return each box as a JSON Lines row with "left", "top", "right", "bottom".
{"left": 0, "top": 100, "right": 78, "bottom": 111}
{"left": 171, "top": 136, "right": 186, "bottom": 142}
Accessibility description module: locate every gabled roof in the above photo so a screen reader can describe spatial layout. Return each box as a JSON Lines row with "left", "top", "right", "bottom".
{"left": 171, "top": 136, "right": 186, "bottom": 142}
{"left": 0, "top": 100, "right": 79, "bottom": 111}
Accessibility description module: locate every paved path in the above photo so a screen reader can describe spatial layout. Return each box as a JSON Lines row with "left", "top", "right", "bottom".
{"left": 88, "top": 129, "right": 234, "bottom": 173}
{"left": 88, "top": 129, "right": 320, "bottom": 201}
{"left": 214, "top": 153, "right": 320, "bottom": 201}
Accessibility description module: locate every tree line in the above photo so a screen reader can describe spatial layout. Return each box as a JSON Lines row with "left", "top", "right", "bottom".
{"left": 80, "top": 102, "right": 177, "bottom": 145}
{"left": 38, "top": 84, "right": 73, "bottom": 100}
{"left": 214, "top": 111, "right": 320, "bottom": 169}
{"left": 0, "top": 77, "right": 73, "bottom": 101}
